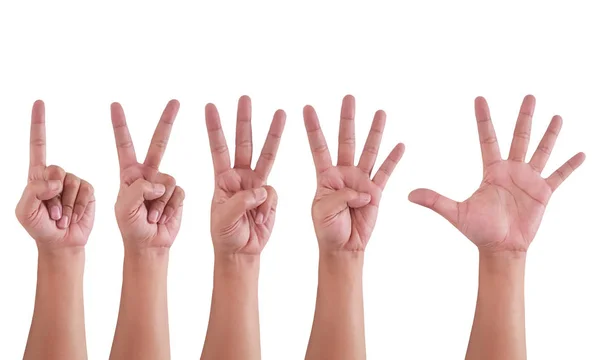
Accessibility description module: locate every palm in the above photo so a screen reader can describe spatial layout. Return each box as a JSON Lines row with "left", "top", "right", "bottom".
{"left": 212, "top": 169, "right": 274, "bottom": 253}
{"left": 313, "top": 166, "right": 381, "bottom": 250}
{"left": 303, "top": 95, "right": 404, "bottom": 252}
{"left": 205, "top": 96, "right": 285, "bottom": 256}
{"left": 410, "top": 95, "right": 585, "bottom": 253}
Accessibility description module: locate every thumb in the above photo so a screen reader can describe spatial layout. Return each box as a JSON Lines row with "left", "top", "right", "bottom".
{"left": 408, "top": 188, "right": 459, "bottom": 226}
{"left": 16, "top": 180, "right": 63, "bottom": 220}
{"left": 119, "top": 179, "right": 166, "bottom": 211}
{"left": 220, "top": 187, "right": 268, "bottom": 225}
{"left": 318, "top": 188, "right": 371, "bottom": 217}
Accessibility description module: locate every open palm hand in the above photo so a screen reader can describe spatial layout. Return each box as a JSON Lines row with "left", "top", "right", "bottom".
{"left": 206, "top": 96, "right": 285, "bottom": 255}
{"left": 304, "top": 95, "right": 405, "bottom": 252}
{"left": 409, "top": 95, "right": 585, "bottom": 253}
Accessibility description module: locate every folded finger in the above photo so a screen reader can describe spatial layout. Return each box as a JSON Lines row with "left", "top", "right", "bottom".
{"left": 58, "top": 173, "right": 80, "bottom": 229}
{"left": 73, "top": 180, "right": 94, "bottom": 224}
{"left": 148, "top": 174, "right": 176, "bottom": 224}
{"left": 254, "top": 186, "right": 277, "bottom": 225}
{"left": 160, "top": 186, "right": 185, "bottom": 224}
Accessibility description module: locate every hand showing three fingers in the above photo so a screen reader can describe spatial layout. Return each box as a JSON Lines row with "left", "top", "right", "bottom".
{"left": 304, "top": 95, "right": 405, "bottom": 252}
{"left": 16, "top": 100, "right": 95, "bottom": 249}
{"left": 409, "top": 95, "right": 585, "bottom": 253}
{"left": 111, "top": 100, "right": 185, "bottom": 249}
{"left": 205, "top": 96, "right": 286, "bottom": 256}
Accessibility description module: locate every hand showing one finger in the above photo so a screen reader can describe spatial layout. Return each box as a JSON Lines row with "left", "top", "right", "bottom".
{"left": 205, "top": 96, "right": 285, "bottom": 256}
{"left": 111, "top": 100, "right": 185, "bottom": 249}
{"left": 15, "top": 100, "right": 95, "bottom": 249}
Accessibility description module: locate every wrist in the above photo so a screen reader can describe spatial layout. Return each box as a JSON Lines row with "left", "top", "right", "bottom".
{"left": 478, "top": 249, "right": 526, "bottom": 276}
{"left": 37, "top": 246, "right": 85, "bottom": 266}
{"left": 319, "top": 250, "right": 364, "bottom": 277}
{"left": 214, "top": 253, "right": 260, "bottom": 280}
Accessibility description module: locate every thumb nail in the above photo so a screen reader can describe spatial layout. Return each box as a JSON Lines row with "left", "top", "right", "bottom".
{"left": 154, "top": 184, "right": 166, "bottom": 195}
{"left": 254, "top": 187, "right": 267, "bottom": 201}
{"left": 48, "top": 180, "right": 61, "bottom": 191}
{"left": 359, "top": 192, "right": 371, "bottom": 202}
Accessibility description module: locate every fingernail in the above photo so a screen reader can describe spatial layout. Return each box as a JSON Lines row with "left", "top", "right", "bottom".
{"left": 360, "top": 193, "right": 371, "bottom": 202}
{"left": 57, "top": 216, "right": 69, "bottom": 229}
{"left": 154, "top": 184, "right": 166, "bottom": 194}
{"left": 50, "top": 206, "right": 61, "bottom": 220}
{"left": 159, "top": 214, "right": 167, "bottom": 224}
{"left": 72, "top": 213, "right": 79, "bottom": 223}
{"left": 48, "top": 180, "right": 61, "bottom": 191}
{"left": 255, "top": 188, "right": 267, "bottom": 201}
{"left": 255, "top": 213, "right": 264, "bottom": 224}
{"left": 149, "top": 210, "right": 160, "bottom": 223}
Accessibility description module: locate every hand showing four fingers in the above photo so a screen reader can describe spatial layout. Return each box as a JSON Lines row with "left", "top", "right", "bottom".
{"left": 205, "top": 96, "right": 286, "bottom": 256}
{"left": 110, "top": 100, "right": 185, "bottom": 250}
{"left": 409, "top": 95, "right": 585, "bottom": 253}
{"left": 16, "top": 100, "right": 95, "bottom": 249}
{"left": 304, "top": 95, "right": 405, "bottom": 252}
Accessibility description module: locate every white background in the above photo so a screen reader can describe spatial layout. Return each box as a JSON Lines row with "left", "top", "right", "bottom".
{"left": 1, "top": 1, "right": 599, "bottom": 359}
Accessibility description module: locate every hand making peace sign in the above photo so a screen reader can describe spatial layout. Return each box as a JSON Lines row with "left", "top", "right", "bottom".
{"left": 205, "top": 96, "right": 286, "bottom": 256}
{"left": 15, "top": 100, "right": 96, "bottom": 249}
{"left": 304, "top": 95, "right": 405, "bottom": 252}
{"left": 111, "top": 100, "right": 185, "bottom": 249}
{"left": 409, "top": 95, "right": 586, "bottom": 253}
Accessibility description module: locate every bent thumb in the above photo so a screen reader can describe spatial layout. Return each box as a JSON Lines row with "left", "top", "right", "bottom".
{"left": 16, "top": 180, "right": 63, "bottom": 220}
{"left": 318, "top": 188, "right": 371, "bottom": 217}
{"left": 220, "top": 187, "right": 268, "bottom": 225}
{"left": 119, "top": 179, "right": 166, "bottom": 211}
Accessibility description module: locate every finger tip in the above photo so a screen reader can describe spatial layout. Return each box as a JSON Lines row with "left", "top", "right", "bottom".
{"left": 343, "top": 94, "right": 355, "bottom": 102}
{"left": 239, "top": 95, "right": 251, "bottom": 102}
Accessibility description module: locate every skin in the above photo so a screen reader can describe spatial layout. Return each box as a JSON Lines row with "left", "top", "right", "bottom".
{"left": 16, "top": 100, "right": 95, "bottom": 360}
{"left": 109, "top": 100, "right": 185, "bottom": 360}
{"left": 201, "top": 96, "right": 285, "bottom": 360}
{"left": 304, "top": 95, "right": 405, "bottom": 360}
{"left": 409, "top": 95, "right": 585, "bottom": 360}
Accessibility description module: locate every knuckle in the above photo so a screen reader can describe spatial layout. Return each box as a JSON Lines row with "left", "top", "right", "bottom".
{"left": 260, "top": 152, "right": 276, "bottom": 161}
{"left": 480, "top": 136, "right": 497, "bottom": 144}
{"left": 151, "top": 138, "right": 168, "bottom": 149}
{"left": 312, "top": 144, "right": 328, "bottom": 154}
{"left": 212, "top": 144, "right": 228, "bottom": 155}
{"left": 236, "top": 140, "right": 252, "bottom": 148}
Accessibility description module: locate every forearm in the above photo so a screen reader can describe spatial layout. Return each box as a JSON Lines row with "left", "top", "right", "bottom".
{"left": 110, "top": 248, "right": 170, "bottom": 360}
{"left": 201, "top": 254, "right": 260, "bottom": 360}
{"left": 24, "top": 247, "right": 87, "bottom": 360}
{"left": 466, "top": 251, "right": 527, "bottom": 360}
{"left": 306, "top": 251, "right": 365, "bottom": 360}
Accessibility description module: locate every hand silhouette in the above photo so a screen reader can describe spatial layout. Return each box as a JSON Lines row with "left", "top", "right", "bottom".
{"left": 15, "top": 100, "right": 95, "bottom": 249}
{"left": 110, "top": 100, "right": 185, "bottom": 249}
{"left": 205, "top": 96, "right": 286, "bottom": 256}
{"left": 303, "top": 95, "right": 404, "bottom": 252}
{"left": 409, "top": 95, "right": 585, "bottom": 253}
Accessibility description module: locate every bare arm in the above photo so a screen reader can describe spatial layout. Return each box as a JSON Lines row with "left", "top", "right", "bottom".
{"left": 306, "top": 252, "right": 365, "bottom": 360}
{"left": 466, "top": 251, "right": 527, "bottom": 360}
{"left": 24, "top": 248, "right": 87, "bottom": 360}
{"left": 109, "top": 249, "right": 170, "bottom": 360}
{"left": 201, "top": 255, "right": 260, "bottom": 360}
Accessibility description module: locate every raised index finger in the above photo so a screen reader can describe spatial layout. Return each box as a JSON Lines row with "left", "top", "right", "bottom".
{"left": 29, "top": 100, "right": 46, "bottom": 173}
{"left": 111, "top": 102, "right": 138, "bottom": 171}
{"left": 474, "top": 96, "right": 502, "bottom": 169}
{"left": 144, "top": 99, "right": 180, "bottom": 170}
